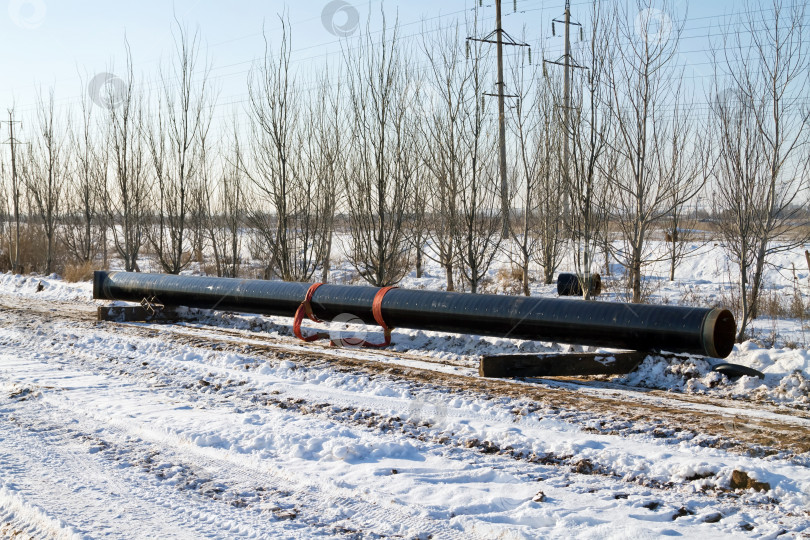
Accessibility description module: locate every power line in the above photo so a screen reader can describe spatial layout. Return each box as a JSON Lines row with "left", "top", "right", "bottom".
{"left": 4, "top": 11, "right": 792, "bottom": 116}
{"left": 543, "top": 1, "right": 588, "bottom": 224}
{"left": 3, "top": 0, "right": 807, "bottom": 125}
{"left": 468, "top": 0, "right": 530, "bottom": 237}
{"left": 1, "top": 111, "right": 28, "bottom": 273}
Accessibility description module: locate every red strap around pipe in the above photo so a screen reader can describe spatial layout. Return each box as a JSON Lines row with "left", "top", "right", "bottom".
{"left": 363, "top": 285, "right": 398, "bottom": 348}
{"left": 293, "top": 283, "right": 330, "bottom": 342}
{"left": 292, "top": 283, "right": 398, "bottom": 348}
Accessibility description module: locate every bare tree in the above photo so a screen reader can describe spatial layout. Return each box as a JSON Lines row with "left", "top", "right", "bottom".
{"left": 535, "top": 91, "right": 565, "bottom": 287}
{"left": 221, "top": 134, "right": 245, "bottom": 278}
{"left": 303, "top": 74, "right": 341, "bottom": 283}
{"left": 663, "top": 198, "right": 700, "bottom": 282}
{"left": 343, "top": 15, "right": 414, "bottom": 287}
{"left": 401, "top": 72, "right": 433, "bottom": 280}
{"left": 563, "top": 0, "right": 614, "bottom": 299}
{"left": 146, "top": 22, "right": 213, "bottom": 274}
{"left": 711, "top": 0, "right": 810, "bottom": 340}
{"left": 203, "top": 120, "right": 244, "bottom": 278}
{"left": 455, "top": 39, "right": 502, "bottom": 293}
{"left": 3, "top": 107, "right": 26, "bottom": 274}
{"left": 188, "top": 106, "right": 215, "bottom": 270}
{"left": 509, "top": 51, "right": 565, "bottom": 292}
{"left": 103, "top": 42, "right": 150, "bottom": 272}
{"left": 419, "top": 23, "right": 469, "bottom": 291}
{"left": 607, "top": 0, "right": 696, "bottom": 302}
{"left": 658, "top": 102, "right": 710, "bottom": 282}
{"left": 713, "top": 89, "right": 770, "bottom": 340}
{"left": 0, "top": 161, "right": 8, "bottom": 269}
{"left": 507, "top": 47, "right": 542, "bottom": 295}
{"left": 62, "top": 85, "right": 104, "bottom": 265}
{"left": 24, "top": 90, "right": 65, "bottom": 274}
{"left": 405, "top": 157, "right": 429, "bottom": 279}
{"left": 247, "top": 19, "right": 331, "bottom": 282}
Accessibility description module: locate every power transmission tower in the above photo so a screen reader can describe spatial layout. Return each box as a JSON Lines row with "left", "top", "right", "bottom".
{"left": 2, "top": 111, "right": 27, "bottom": 274}
{"left": 544, "top": 1, "right": 586, "bottom": 222}
{"left": 467, "top": 0, "right": 529, "bottom": 239}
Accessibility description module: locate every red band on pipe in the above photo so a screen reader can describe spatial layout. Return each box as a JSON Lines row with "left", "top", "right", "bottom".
{"left": 293, "top": 282, "right": 398, "bottom": 348}
{"left": 303, "top": 282, "right": 324, "bottom": 322}
{"left": 372, "top": 286, "right": 397, "bottom": 331}
{"left": 365, "top": 286, "right": 398, "bottom": 348}
{"left": 293, "top": 283, "right": 330, "bottom": 343}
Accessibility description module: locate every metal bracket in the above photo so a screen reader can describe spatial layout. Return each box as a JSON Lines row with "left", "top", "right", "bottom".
{"left": 98, "top": 295, "right": 178, "bottom": 324}
{"left": 139, "top": 296, "right": 165, "bottom": 317}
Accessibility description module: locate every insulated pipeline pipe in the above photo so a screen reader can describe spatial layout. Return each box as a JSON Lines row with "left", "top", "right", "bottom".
{"left": 93, "top": 271, "right": 737, "bottom": 358}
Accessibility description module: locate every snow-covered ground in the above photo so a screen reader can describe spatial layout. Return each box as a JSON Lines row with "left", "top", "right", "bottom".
{"left": 1, "top": 238, "right": 810, "bottom": 538}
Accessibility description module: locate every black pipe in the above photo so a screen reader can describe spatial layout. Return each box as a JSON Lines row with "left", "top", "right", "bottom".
{"left": 557, "top": 273, "right": 602, "bottom": 297}
{"left": 93, "top": 271, "right": 736, "bottom": 358}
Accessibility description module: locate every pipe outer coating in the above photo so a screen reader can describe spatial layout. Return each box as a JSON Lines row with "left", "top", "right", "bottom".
{"left": 93, "top": 271, "right": 736, "bottom": 358}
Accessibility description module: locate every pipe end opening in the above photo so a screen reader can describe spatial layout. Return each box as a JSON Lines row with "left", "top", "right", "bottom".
{"left": 92, "top": 271, "right": 108, "bottom": 300}
{"left": 705, "top": 308, "right": 736, "bottom": 358}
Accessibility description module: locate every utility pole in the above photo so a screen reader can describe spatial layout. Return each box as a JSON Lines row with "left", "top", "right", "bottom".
{"left": 544, "top": 1, "right": 585, "bottom": 222}
{"left": 495, "top": 0, "right": 508, "bottom": 239}
{"left": 2, "top": 111, "right": 25, "bottom": 274}
{"left": 563, "top": 2, "right": 571, "bottom": 213}
{"left": 468, "top": 0, "right": 529, "bottom": 239}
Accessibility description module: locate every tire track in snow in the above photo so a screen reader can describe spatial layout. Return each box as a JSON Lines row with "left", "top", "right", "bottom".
{"left": 2, "top": 293, "right": 810, "bottom": 536}
{"left": 0, "top": 407, "right": 241, "bottom": 538}
{"left": 0, "top": 338, "right": 473, "bottom": 538}
{"left": 3, "top": 299, "right": 810, "bottom": 488}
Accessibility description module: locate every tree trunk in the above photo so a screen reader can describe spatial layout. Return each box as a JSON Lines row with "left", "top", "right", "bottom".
{"left": 321, "top": 229, "right": 333, "bottom": 283}
{"left": 669, "top": 228, "right": 677, "bottom": 282}
{"left": 102, "top": 227, "right": 108, "bottom": 268}
{"left": 805, "top": 250, "right": 809, "bottom": 286}
{"left": 603, "top": 235, "right": 611, "bottom": 276}
{"left": 582, "top": 250, "right": 591, "bottom": 301}
{"left": 543, "top": 260, "right": 554, "bottom": 285}
{"left": 737, "top": 264, "right": 750, "bottom": 342}
{"left": 46, "top": 233, "right": 53, "bottom": 275}
{"left": 211, "top": 235, "right": 222, "bottom": 277}
{"left": 522, "top": 251, "right": 530, "bottom": 297}
{"left": 443, "top": 256, "right": 455, "bottom": 292}
{"left": 631, "top": 251, "right": 642, "bottom": 304}
{"left": 749, "top": 241, "right": 768, "bottom": 320}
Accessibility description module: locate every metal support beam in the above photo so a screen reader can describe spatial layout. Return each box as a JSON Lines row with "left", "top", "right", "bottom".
{"left": 97, "top": 305, "right": 180, "bottom": 323}
{"left": 479, "top": 351, "right": 648, "bottom": 378}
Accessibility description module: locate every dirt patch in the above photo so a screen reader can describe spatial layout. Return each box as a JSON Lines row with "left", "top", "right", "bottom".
{"left": 730, "top": 470, "right": 771, "bottom": 492}
{"left": 0, "top": 523, "right": 34, "bottom": 539}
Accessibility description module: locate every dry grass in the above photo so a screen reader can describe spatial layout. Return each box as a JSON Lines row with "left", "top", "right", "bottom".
{"left": 789, "top": 289, "right": 808, "bottom": 319}
{"left": 490, "top": 266, "right": 525, "bottom": 295}
{"left": 610, "top": 272, "right": 661, "bottom": 304}
{"left": 675, "top": 284, "right": 706, "bottom": 308}
{"left": 63, "top": 261, "right": 97, "bottom": 282}
{"left": 0, "top": 225, "right": 59, "bottom": 274}
{"left": 758, "top": 288, "right": 809, "bottom": 320}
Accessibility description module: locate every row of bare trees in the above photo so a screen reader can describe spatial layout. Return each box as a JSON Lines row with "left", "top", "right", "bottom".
{"left": 0, "top": 1, "right": 808, "bottom": 341}
{"left": 708, "top": 1, "right": 810, "bottom": 339}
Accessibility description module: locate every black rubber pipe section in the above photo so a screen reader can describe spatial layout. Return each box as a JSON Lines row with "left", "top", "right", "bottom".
{"left": 557, "top": 273, "right": 602, "bottom": 297}
{"left": 93, "top": 271, "right": 737, "bottom": 358}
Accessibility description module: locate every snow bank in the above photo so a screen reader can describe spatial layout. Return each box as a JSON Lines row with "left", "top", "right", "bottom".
{"left": 0, "top": 272, "right": 92, "bottom": 303}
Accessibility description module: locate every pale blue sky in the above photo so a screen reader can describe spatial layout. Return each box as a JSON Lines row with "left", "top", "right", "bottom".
{"left": 0, "top": 0, "right": 751, "bottom": 119}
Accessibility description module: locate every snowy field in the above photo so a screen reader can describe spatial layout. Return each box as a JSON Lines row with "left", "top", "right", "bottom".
{"left": 1, "top": 240, "right": 810, "bottom": 538}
